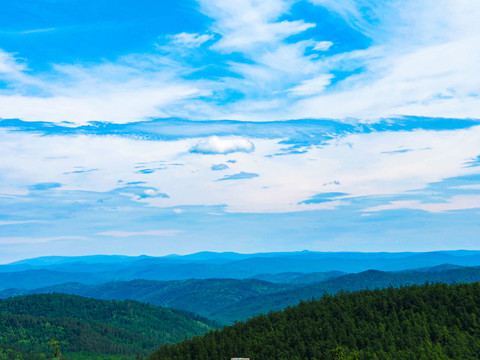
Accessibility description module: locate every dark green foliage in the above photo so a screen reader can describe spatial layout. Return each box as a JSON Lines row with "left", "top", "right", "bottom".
{"left": 0, "top": 294, "right": 216, "bottom": 359}
{"left": 0, "top": 344, "right": 48, "bottom": 359}
{"left": 148, "top": 282, "right": 480, "bottom": 360}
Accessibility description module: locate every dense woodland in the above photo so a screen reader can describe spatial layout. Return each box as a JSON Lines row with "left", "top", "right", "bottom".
{"left": 149, "top": 282, "right": 480, "bottom": 360}
{"left": 2, "top": 272, "right": 480, "bottom": 359}
{"left": 0, "top": 294, "right": 216, "bottom": 359}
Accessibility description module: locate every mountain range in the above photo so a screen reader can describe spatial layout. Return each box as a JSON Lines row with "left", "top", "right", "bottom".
{"left": 2, "top": 250, "right": 480, "bottom": 289}
{"left": 3, "top": 264, "right": 480, "bottom": 325}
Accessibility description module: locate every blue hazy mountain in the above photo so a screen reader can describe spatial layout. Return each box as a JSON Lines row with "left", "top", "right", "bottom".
{"left": 1, "top": 251, "right": 480, "bottom": 290}
{"left": 247, "top": 271, "right": 346, "bottom": 284}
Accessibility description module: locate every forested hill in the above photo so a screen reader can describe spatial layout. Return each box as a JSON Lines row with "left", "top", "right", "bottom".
{"left": 214, "top": 266, "right": 480, "bottom": 324}
{"left": 0, "top": 293, "right": 217, "bottom": 359}
{"left": 0, "top": 278, "right": 295, "bottom": 325}
{"left": 3, "top": 266, "right": 480, "bottom": 326}
{"left": 149, "top": 282, "right": 480, "bottom": 360}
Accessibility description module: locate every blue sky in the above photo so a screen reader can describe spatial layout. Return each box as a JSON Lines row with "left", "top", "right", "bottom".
{"left": 0, "top": 0, "right": 479, "bottom": 263}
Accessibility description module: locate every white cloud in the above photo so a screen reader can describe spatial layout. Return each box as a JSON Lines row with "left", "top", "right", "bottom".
{"left": 189, "top": 0, "right": 322, "bottom": 108}
{"left": 0, "top": 0, "right": 478, "bottom": 124}
{"left": 199, "top": 0, "right": 314, "bottom": 52}
{"left": 283, "top": 0, "right": 480, "bottom": 120}
{"left": 0, "top": 50, "right": 26, "bottom": 75}
{"left": 3, "top": 124, "right": 480, "bottom": 214}
{"left": 168, "top": 32, "right": 213, "bottom": 47}
{"left": 363, "top": 196, "right": 480, "bottom": 213}
{"left": 308, "top": 0, "right": 385, "bottom": 37}
{"left": 288, "top": 74, "right": 333, "bottom": 96}
{"left": 190, "top": 136, "right": 255, "bottom": 154}
{"left": 0, "top": 49, "right": 37, "bottom": 86}
{"left": 292, "top": 35, "right": 480, "bottom": 120}
{"left": 97, "top": 230, "right": 180, "bottom": 237}
{"left": 0, "top": 86, "right": 203, "bottom": 125}
{"left": 312, "top": 41, "right": 333, "bottom": 51}
{"left": 0, "top": 52, "right": 208, "bottom": 125}
{"left": 181, "top": 0, "right": 480, "bottom": 122}
{"left": 144, "top": 189, "right": 159, "bottom": 197}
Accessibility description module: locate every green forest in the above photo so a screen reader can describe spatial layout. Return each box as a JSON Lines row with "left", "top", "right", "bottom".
{"left": 3, "top": 282, "right": 480, "bottom": 359}
{"left": 4, "top": 266, "right": 480, "bottom": 326}
{"left": 149, "top": 282, "right": 480, "bottom": 360}
{"left": 0, "top": 294, "right": 216, "bottom": 359}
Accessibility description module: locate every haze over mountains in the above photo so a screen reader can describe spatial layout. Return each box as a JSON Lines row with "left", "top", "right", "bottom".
{"left": 2, "top": 250, "right": 480, "bottom": 358}
{"left": 3, "top": 251, "right": 480, "bottom": 325}
{"left": 2, "top": 250, "right": 480, "bottom": 290}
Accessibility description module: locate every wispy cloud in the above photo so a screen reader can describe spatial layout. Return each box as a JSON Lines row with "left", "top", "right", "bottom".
{"left": 0, "top": 49, "right": 32, "bottom": 85}
{"left": 21, "top": 28, "right": 56, "bottom": 35}
{"left": 0, "top": 49, "right": 207, "bottom": 125}
{"left": 1, "top": 0, "right": 478, "bottom": 123}
{"left": 168, "top": 32, "right": 214, "bottom": 47}
{"left": 2, "top": 121, "right": 480, "bottom": 213}
{"left": 363, "top": 195, "right": 480, "bottom": 213}
{"left": 0, "top": 28, "right": 56, "bottom": 35}
{"left": 198, "top": 0, "right": 314, "bottom": 52}
{"left": 288, "top": 75, "right": 333, "bottom": 96}
{"left": 312, "top": 41, "right": 333, "bottom": 51}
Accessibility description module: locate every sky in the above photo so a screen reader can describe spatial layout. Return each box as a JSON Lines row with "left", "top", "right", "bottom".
{"left": 0, "top": 0, "right": 479, "bottom": 263}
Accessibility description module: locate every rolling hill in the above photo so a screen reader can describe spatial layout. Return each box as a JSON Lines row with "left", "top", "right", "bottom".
{"left": 148, "top": 282, "right": 480, "bottom": 360}
{"left": 0, "top": 278, "right": 294, "bottom": 321}
{"left": 213, "top": 266, "right": 480, "bottom": 324}
{"left": 0, "top": 293, "right": 217, "bottom": 359}
{"left": 3, "top": 266, "right": 480, "bottom": 325}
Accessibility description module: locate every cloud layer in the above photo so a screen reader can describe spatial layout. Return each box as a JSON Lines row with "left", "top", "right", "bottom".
{"left": 0, "top": 0, "right": 478, "bottom": 124}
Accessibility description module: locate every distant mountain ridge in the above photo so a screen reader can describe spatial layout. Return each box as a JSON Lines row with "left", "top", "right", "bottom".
{"left": 1, "top": 250, "right": 480, "bottom": 290}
